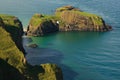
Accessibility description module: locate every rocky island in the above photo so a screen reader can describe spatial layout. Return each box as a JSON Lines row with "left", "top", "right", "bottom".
{"left": 26, "top": 5, "right": 112, "bottom": 36}
{"left": 0, "top": 14, "right": 63, "bottom": 80}
{"left": 0, "top": 5, "right": 113, "bottom": 80}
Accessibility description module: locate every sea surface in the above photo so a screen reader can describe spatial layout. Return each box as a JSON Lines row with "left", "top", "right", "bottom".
{"left": 0, "top": 0, "right": 120, "bottom": 80}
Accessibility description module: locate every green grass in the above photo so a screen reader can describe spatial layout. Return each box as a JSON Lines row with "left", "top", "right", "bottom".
{"left": 30, "top": 7, "right": 104, "bottom": 31}
{"left": 0, "top": 14, "right": 23, "bottom": 49}
{"left": 0, "top": 14, "right": 20, "bottom": 28}
{"left": 0, "top": 27, "right": 25, "bottom": 72}
{"left": 29, "top": 13, "right": 66, "bottom": 29}
{"left": 0, "top": 14, "right": 63, "bottom": 80}
{"left": 30, "top": 14, "right": 58, "bottom": 27}
{"left": 55, "top": 5, "right": 104, "bottom": 26}
{"left": 55, "top": 10, "right": 103, "bottom": 26}
{"left": 73, "top": 11, "right": 103, "bottom": 25}
{"left": 0, "top": 14, "right": 25, "bottom": 72}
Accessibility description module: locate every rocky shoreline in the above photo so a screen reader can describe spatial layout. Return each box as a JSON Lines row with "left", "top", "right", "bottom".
{"left": 26, "top": 6, "right": 112, "bottom": 36}
{"left": 0, "top": 14, "right": 63, "bottom": 80}
{"left": 0, "top": 5, "right": 112, "bottom": 80}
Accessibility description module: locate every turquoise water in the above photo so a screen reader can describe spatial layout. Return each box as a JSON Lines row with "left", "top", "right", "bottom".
{"left": 1, "top": 0, "right": 120, "bottom": 80}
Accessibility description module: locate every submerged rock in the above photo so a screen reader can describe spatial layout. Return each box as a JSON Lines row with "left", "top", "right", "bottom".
{"left": 27, "top": 5, "right": 112, "bottom": 36}
{"left": 27, "top": 43, "right": 38, "bottom": 48}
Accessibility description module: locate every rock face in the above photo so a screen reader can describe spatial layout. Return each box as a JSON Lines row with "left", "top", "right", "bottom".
{"left": 0, "top": 14, "right": 25, "bottom": 54}
{"left": 27, "top": 14, "right": 59, "bottom": 36}
{"left": 0, "top": 16, "right": 26, "bottom": 75}
{"left": 39, "top": 64, "right": 63, "bottom": 80}
{"left": 27, "top": 6, "right": 112, "bottom": 36}
{"left": 55, "top": 5, "right": 81, "bottom": 12}
{"left": 0, "top": 14, "right": 63, "bottom": 80}
{"left": 55, "top": 5, "right": 112, "bottom": 31}
{"left": 27, "top": 64, "right": 63, "bottom": 80}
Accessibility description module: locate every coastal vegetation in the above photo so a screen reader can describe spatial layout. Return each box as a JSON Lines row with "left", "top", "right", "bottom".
{"left": 0, "top": 14, "right": 25, "bottom": 53}
{"left": 0, "top": 14, "right": 63, "bottom": 80}
{"left": 26, "top": 6, "right": 112, "bottom": 36}
{"left": 0, "top": 5, "right": 113, "bottom": 80}
{"left": 27, "top": 14, "right": 59, "bottom": 36}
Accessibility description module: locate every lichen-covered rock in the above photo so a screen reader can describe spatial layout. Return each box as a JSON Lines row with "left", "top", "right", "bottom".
{"left": 27, "top": 14, "right": 59, "bottom": 36}
{"left": 55, "top": 5, "right": 112, "bottom": 31}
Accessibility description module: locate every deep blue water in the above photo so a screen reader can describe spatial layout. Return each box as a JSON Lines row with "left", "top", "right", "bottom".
{"left": 1, "top": 0, "right": 120, "bottom": 80}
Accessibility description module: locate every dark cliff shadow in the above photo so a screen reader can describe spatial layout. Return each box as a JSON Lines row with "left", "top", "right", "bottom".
{"left": 24, "top": 45, "right": 78, "bottom": 80}
{"left": 0, "top": 59, "right": 26, "bottom": 80}
{"left": 4, "top": 25, "right": 26, "bottom": 54}
{"left": 25, "top": 64, "right": 45, "bottom": 80}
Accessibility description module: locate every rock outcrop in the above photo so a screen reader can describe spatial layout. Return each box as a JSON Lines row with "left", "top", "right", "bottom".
{"left": 0, "top": 16, "right": 26, "bottom": 74}
{"left": 27, "top": 14, "right": 59, "bottom": 36}
{"left": 0, "top": 14, "right": 25, "bottom": 54}
{"left": 0, "top": 14, "right": 63, "bottom": 80}
{"left": 55, "top": 5, "right": 112, "bottom": 32}
{"left": 40, "top": 64, "right": 63, "bottom": 80}
{"left": 26, "top": 5, "right": 112, "bottom": 36}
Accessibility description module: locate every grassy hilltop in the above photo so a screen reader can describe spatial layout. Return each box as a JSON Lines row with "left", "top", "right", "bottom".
{"left": 27, "top": 6, "right": 112, "bottom": 36}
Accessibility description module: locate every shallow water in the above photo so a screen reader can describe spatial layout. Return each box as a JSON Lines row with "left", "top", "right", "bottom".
{"left": 1, "top": 0, "right": 120, "bottom": 80}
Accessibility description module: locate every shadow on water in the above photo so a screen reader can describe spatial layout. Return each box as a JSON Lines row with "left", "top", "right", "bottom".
{"left": 22, "top": 31, "right": 113, "bottom": 80}
{"left": 23, "top": 37, "right": 78, "bottom": 80}
{"left": 0, "top": 59, "right": 25, "bottom": 80}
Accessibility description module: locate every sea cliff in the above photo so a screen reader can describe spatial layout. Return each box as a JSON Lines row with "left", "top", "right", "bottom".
{"left": 0, "top": 14, "right": 63, "bottom": 80}
{"left": 26, "top": 5, "right": 112, "bottom": 36}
